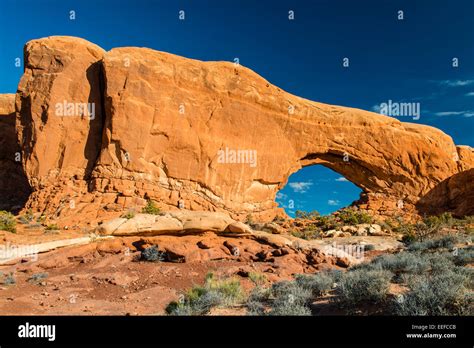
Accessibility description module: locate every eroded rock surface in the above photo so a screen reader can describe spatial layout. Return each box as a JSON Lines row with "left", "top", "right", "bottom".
{"left": 6, "top": 36, "right": 473, "bottom": 220}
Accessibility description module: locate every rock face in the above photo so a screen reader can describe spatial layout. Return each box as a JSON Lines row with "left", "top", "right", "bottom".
{"left": 0, "top": 94, "right": 30, "bottom": 210}
{"left": 8, "top": 36, "right": 474, "bottom": 220}
{"left": 15, "top": 36, "right": 105, "bottom": 216}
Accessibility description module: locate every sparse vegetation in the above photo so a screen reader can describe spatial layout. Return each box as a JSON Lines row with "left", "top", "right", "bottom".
{"left": 294, "top": 272, "right": 334, "bottom": 296}
{"left": 28, "top": 272, "right": 48, "bottom": 283}
{"left": 121, "top": 210, "right": 135, "bottom": 219}
{"left": 338, "top": 207, "right": 373, "bottom": 225}
{"left": 248, "top": 272, "right": 267, "bottom": 286}
{"left": 295, "top": 210, "right": 320, "bottom": 220}
{"left": 45, "top": 223, "right": 59, "bottom": 231}
{"left": 0, "top": 210, "right": 16, "bottom": 233}
{"left": 19, "top": 209, "right": 35, "bottom": 225}
{"left": 290, "top": 225, "right": 322, "bottom": 240}
{"left": 392, "top": 269, "right": 472, "bottom": 315}
{"left": 337, "top": 269, "right": 392, "bottom": 307}
{"left": 0, "top": 272, "right": 16, "bottom": 285}
{"left": 245, "top": 214, "right": 254, "bottom": 226}
{"left": 242, "top": 232, "right": 473, "bottom": 316}
{"left": 166, "top": 273, "right": 244, "bottom": 315}
{"left": 141, "top": 245, "right": 165, "bottom": 262}
{"left": 141, "top": 200, "right": 161, "bottom": 215}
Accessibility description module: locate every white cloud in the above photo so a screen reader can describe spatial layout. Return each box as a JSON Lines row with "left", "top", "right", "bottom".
{"left": 328, "top": 199, "right": 340, "bottom": 206}
{"left": 465, "top": 92, "right": 474, "bottom": 97}
{"left": 434, "top": 110, "right": 474, "bottom": 117}
{"left": 335, "top": 177, "right": 349, "bottom": 182}
{"left": 439, "top": 80, "right": 474, "bottom": 87}
{"left": 288, "top": 181, "right": 313, "bottom": 193}
{"left": 276, "top": 192, "right": 287, "bottom": 200}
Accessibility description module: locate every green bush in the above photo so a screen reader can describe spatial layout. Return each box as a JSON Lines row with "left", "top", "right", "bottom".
{"left": 248, "top": 272, "right": 267, "bottom": 286}
{"left": 408, "top": 235, "right": 458, "bottom": 252}
{"left": 290, "top": 225, "right": 322, "bottom": 240}
{"left": 315, "top": 215, "right": 341, "bottom": 231}
{"left": 337, "top": 208, "right": 373, "bottom": 225}
{"left": 295, "top": 210, "right": 320, "bottom": 220}
{"left": 0, "top": 211, "right": 16, "bottom": 233}
{"left": 141, "top": 200, "right": 161, "bottom": 215}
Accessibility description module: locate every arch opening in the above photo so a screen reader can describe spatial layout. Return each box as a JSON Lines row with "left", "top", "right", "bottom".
{"left": 276, "top": 165, "right": 363, "bottom": 217}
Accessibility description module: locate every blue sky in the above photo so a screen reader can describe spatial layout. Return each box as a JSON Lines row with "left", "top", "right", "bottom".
{"left": 1, "top": 0, "right": 473, "bottom": 215}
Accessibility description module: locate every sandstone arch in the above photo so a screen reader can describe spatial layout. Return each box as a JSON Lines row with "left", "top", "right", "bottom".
{"left": 5, "top": 36, "right": 473, "bottom": 221}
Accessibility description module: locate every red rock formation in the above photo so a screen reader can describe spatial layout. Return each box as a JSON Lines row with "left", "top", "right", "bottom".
{"left": 0, "top": 94, "right": 30, "bottom": 210}
{"left": 7, "top": 36, "right": 473, "bottom": 220}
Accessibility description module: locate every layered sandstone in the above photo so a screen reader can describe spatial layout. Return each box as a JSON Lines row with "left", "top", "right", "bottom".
{"left": 7, "top": 36, "right": 473, "bottom": 220}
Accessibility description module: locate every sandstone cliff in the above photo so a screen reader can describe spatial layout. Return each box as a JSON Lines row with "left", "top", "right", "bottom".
{"left": 1, "top": 36, "right": 472, "bottom": 220}
{"left": 0, "top": 94, "right": 30, "bottom": 210}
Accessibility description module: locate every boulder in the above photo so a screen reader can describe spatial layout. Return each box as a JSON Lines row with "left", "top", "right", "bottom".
{"left": 226, "top": 221, "right": 253, "bottom": 234}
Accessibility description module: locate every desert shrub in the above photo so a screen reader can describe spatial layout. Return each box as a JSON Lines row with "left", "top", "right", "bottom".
{"left": 392, "top": 270, "right": 472, "bottom": 315}
{"left": 28, "top": 272, "right": 48, "bottom": 283}
{"left": 408, "top": 235, "right": 458, "bottom": 252}
{"left": 272, "top": 215, "right": 286, "bottom": 224}
{"left": 121, "top": 210, "right": 135, "bottom": 219}
{"left": 1, "top": 272, "right": 16, "bottom": 285}
{"left": 245, "top": 214, "right": 254, "bottom": 226}
{"left": 315, "top": 215, "right": 341, "bottom": 231}
{"left": 379, "top": 218, "right": 396, "bottom": 232}
{"left": 424, "top": 252, "right": 458, "bottom": 275}
{"left": 452, "top": 246, "right": 474, "bottom": 266}
{"left": 246, "top": 286, "right": 272, "bottom": 316}
{"left": 167, "top": 274, "right": 244, "bottom": 315}
{"left": 267, "top": 281, "right": 313, "bottom": 316}
{"left": 372, "top": 252, "right": 430, "bottom": 276}
{"left": 290, "top": 225, "right": 322, "bottom": 240}
{"left": 295, "top": 210, "right": 320, "bottom": 220}
{"left": 294, "top": 272, "right": 333, "bottom": 297}
{"left": 337, "top": 269, "right": 392, "bottom": 306}
{"left": 248, "top": 272, "right": 267, "bottom": 286}
{"left": 141, "top": 200, "right": 161, "bottom": 215}
{"left": 337, "top": 208, "right": 373, "bottom": 225}
{"left": 423, "top": 212, "right": 457, "bottom": 229}
{"left": 45, "top": 224, "right": 59, "bottom": 231}
{"left": 0, "top": 211, "right": 16, "bottom": 233}
{"left": 19, "top": 209, "right": 34, "bottom": 225}
{"left": 268, "top": 299, "right": 312, "bottom": 316}
{"left": 205, "top": 273, "right": 245, "bottom": 305}
{"left": 141, "top": 246, "right": 166, "bottom": 262}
